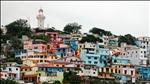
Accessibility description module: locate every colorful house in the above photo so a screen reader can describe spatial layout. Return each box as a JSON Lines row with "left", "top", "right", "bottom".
{"left": 138, "top": 66, "right": 150, "bottom": 81}
{"left": 111, "top": 64, "right": 136, "bottom": 83}
{"left": 23, "top": 39, "right": 47, "bottom": 53}
{"left": 20, "top": 65, "right": 39, "bottom": 84}
{"left": 80, "top": 43, "right": 110, "bottom": 67}
{"left": 77, "top": 64, "right": 98, "bottom": 77}
{"left": 112, "top": 56, "right": 130, "bottom": 64}
{"left": 55, "top": 44, "right": 75, "bottom": 57}
{"left": 63, "top": 38, "right": 78, "bottom": 50}
{"left": 36, "top": 64, "right": 64, "bottom": 83}
{"left": 98, "top": 67, "right": 115, "bottom": 79}
{"left": 1, "top": 65, "right": 21, "bottom": 80}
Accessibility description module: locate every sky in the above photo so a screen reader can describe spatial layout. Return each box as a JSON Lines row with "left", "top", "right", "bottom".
{"left": 1, "top": 1, "right": 150, "bottom": 37}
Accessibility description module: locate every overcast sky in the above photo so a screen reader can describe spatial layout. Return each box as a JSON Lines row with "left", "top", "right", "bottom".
{"left": 1, "top": 1, "right": 150, "bottom": 37}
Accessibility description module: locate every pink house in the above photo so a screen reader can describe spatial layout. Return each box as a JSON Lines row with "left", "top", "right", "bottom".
{"left": 45, "top": 32, "right": 58, "bottom": 42}
{"left": 23, "top": 39, "right": 47, "bottom": 53}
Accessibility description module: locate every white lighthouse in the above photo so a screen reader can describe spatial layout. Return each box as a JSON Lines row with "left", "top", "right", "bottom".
{"left": 36, "top": 8, "right": 45, "bottom": 29}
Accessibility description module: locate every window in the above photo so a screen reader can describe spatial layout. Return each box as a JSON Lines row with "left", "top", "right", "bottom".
{"left": 124, "top": 70, "right": 127, "bottom": 74}
{"left": 80, "top": 45, "right": 82, "bottom": 48}
{"left": 114, "top": 60, "right": 117, "bottom": 63}
{"left": 40, "top": 56, "right": 43, "bottom": 58}
{"left": 94, "top": 57, "right": 97, "bottom": 60}
{"left": 88, "top": 57, "right": 91, "bottom": 59}
{"left": 88, "top": 61, "right": 91, "bottom": 64}
{"left": 111, "top": 69, "right": 113, "bottom": 73}
{"left": 16, "top": 68, "right": 18, "bottom": 71}
{"left": 40, "top": 60, "right": 43, "bottom": 62}
{"left": 115, "top": 69, "right": 117, "bottom": 73}
{"left": 34, "top": 46, "right": 38, "bottom": 49}
{"left": 47, "top": 45, "right": 50, "bottom": 49}
{"left": 9, "top": 68, "right": 12, "bottom": 71}
{"left": 14, "top": 74, "right": 16, "bottom": 77}
{"left": 62, "top": 65, "right": 65, "bottom": 67}
{"left": 101, "top": 68, "right": 104, "bottom": 72}
{"left": 39, "top": 73, "right": 41, "bottom": 76}
{"left": 131, "top": 71, "right": 133, "bottom": 75}
{"left": 106, "top": 68, "right": 109, "bottom": 72}
{"left": 93, "top": 72, "right": 95, "bottom": 74}
{"left": 94, "top": 62, "right": 97, "bottom": 64}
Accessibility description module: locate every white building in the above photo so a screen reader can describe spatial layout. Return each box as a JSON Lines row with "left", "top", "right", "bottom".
{"left": 2, "top": 66, "right": 21, "bottom": 80}
{"left": 136, "top": 37, "right": 150, "bottom": 64}
{"left": 77, "top": 64, "right": 98, "bottom": 77}
{"left": 120, "top": 43, "right": 147, "bottom": 66}
{"left": 36, "top": 8, "right": 45, "bottom": 29}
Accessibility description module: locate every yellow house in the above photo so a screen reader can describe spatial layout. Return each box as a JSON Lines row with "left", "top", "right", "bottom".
{"left": 99, "top": 67, "right": 116, "bottom": 79}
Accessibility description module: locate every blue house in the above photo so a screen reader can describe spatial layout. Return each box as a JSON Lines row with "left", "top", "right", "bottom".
{"left": 15, "top": 49, "right": 27, "bottom": 58}
{"left": 113, "top": 74, "right": 130, "bottom": 82}
{"left": 55, "top": 46, "right": 75, "bottom": 58}
{"left": 63, "top": 38, "right": 78, "bottom": 50}
{"left": 138, "top": 66, "right": 150, "bottom": 81}
{"left": 38, "top": 66, "right": 64, "bottom": 72}
{"left": 80, "top": 43, "right": 110, "bottom": 67}
{"left": 112, "top": 56, "right": 130, "bottom": 64}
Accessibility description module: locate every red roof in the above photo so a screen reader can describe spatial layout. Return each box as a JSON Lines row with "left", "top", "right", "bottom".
{"left": 23, "top": 74, "right": 37, "bottom": 77}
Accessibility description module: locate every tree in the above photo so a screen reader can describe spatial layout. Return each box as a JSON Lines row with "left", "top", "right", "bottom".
{"left": 118, "top": 34, "right": 137, "bottom": 46}
{"left": 9, "top": 37, "right": 23, "bottom": 50}
{"left": 89, "top": 27, "right": 112, "bottom": 36}
{"left": 5, "top": 19, "right": 32, "bottom": 38}
{"left": 31, "top": 34, "right": 51, "bottom": 42}
{"left": 80, "top": 35, "right": 103, "bottom": 43}
{"left": 53, "top": 81, "right": 61, "bottom": 84}
{"left": 63, "top": 71, "right": 82, "bottom": 84}
{"left": 0, "top": 79, "right": 19, "bottom": 84}
{"left": 63, "top": 22, "right": 82, "bottom": 34}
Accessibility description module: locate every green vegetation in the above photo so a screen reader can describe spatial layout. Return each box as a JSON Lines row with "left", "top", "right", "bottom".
{"left": 5, "top": 19, "right": 32, "bottom": 38}
{"left": 1, "top": 19, "right": 32, "bottom": 64}
{"left": 63, "top": 71, "right": 82, "bottom": 84}
{"left": 31, "top": 34, "right": 51, "bottom": 42}
{"left": 89, "top": 27, "right": 112, "bottom": 36}
{"left": 0, "top": 79, "right": 19, "bottom": 84}
{"left": 80, "top": 35, "right": 103, "bottom": 43}
{"left": 118, "top": 34, "right": 137, "bottom": 46}
{"left": 63, "top": 22, "right": 82, "bottom": 34}
{"left": 53, "top": 81, "right": 61, "bottom": 84}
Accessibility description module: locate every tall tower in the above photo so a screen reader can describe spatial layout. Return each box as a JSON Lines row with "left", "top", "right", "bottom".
{"left": 36, "top": 8, "right": 45, "bottom": 29}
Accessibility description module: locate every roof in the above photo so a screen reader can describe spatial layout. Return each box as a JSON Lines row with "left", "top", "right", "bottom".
{"left": 23, "top": 74, "right": 37, "bottom": 77}
{"left": 56, "top": 56, "right": 78, "bottom": 61}
{"left": 36, "top": 63, "right": 65, "bottom": 67}
{"left": 20, "top": 65, "right": 32, "bottom": 69}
